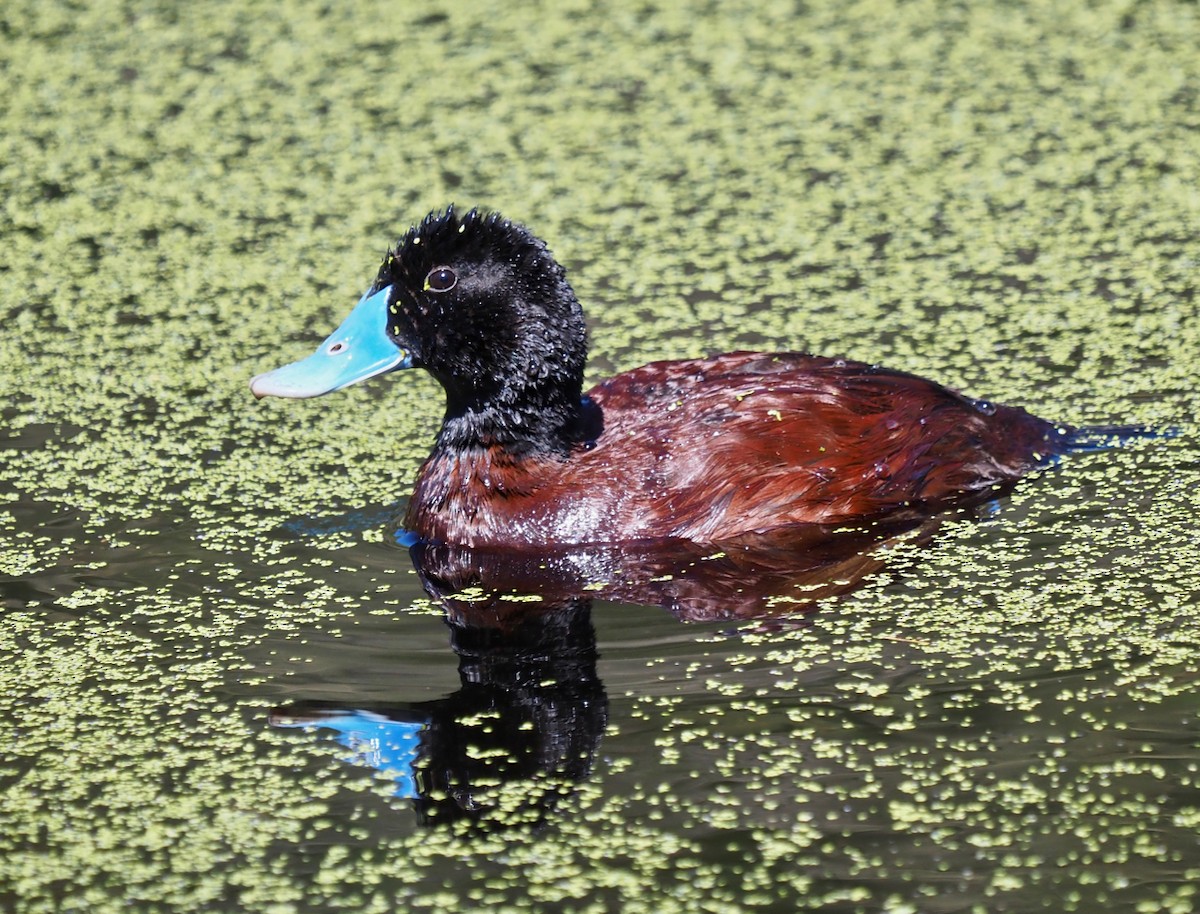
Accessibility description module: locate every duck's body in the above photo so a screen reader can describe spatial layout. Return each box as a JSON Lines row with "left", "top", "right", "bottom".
{"left": 408, "top": 351, "right": 1067, "bottom": 547}
{"left": 250, "top": 208, "right": 1085, "bottom": 550}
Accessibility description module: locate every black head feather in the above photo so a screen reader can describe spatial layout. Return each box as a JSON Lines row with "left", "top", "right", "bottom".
{"left": 374, "top": 208, "right": 591, "bottom": 456}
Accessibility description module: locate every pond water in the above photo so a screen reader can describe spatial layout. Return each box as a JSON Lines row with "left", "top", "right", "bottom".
{"left": 3, "top": 1, "right": 1199, "bottom": 912}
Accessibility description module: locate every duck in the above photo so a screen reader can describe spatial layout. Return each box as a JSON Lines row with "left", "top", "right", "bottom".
{"left": 250, "top": 207, "right": 1128, "bottom": 550}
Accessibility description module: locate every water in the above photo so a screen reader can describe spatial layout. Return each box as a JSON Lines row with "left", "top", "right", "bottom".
{"left": 7, "top": 429, "right": 1195, "bottom": 912}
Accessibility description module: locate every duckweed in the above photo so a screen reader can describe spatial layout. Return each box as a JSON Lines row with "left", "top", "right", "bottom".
{"left": 3, "top": 0, "right": 1200, "bottom": 912}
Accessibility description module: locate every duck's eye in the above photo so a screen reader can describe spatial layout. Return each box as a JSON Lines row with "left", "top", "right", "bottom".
{"left": 424, "top": 266, "right": 457, "bottom": 293}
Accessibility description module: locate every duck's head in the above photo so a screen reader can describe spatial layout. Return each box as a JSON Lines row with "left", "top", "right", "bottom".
{"left": 251, "top": 208, "right": 591, "bottom": 452}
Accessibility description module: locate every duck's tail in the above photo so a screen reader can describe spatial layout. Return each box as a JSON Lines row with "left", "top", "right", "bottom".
{"left": 1061, "top": 423, "right": 1179, "bottom": 454}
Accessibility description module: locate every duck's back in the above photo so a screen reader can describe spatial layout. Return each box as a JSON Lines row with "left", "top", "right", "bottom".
{"left": 581, "top": 351, "right": 1068, "bottom": 541}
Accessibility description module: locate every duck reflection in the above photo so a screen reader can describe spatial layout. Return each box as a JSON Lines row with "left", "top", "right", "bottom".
{"left": 272, "top": 596, "right": 605, "bottom": 828}
{"left": 272, "top": 511, "right": 954, "bottom": 827}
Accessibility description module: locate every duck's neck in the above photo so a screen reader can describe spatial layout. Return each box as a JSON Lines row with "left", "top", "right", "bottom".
{"left": 434, "top": 380, "right": 601, "bottom": 461}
